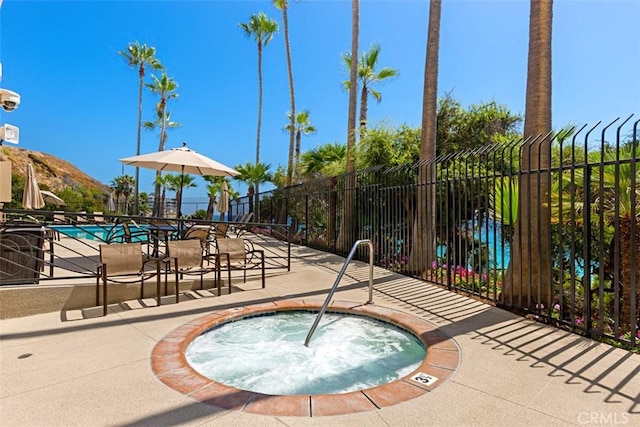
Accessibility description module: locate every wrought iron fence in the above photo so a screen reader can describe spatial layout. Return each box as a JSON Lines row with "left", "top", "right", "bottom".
{"left": 251, "top": 116, "right": 638, "bottom": 348}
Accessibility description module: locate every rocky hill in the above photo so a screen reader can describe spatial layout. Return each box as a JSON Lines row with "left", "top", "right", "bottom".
{"left": 0, "top": 145, "right": 110, "bottom": 194}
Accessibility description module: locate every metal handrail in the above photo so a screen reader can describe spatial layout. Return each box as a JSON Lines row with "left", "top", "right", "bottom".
{"left": 304, "top": 239, "right": 374, "bottom": 347}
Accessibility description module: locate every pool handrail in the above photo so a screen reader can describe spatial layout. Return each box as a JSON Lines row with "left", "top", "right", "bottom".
{"left": 304, "top": 239, "right": 374, "bottom": 347}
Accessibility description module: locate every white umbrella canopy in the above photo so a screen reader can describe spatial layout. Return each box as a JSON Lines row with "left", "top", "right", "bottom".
{"left": 119, "top": 142, "right": 239, "bottom": 177}
{"left": 216, "top": 181, "right": 229, "bottom": 219}
{"left": 119, "top": 142, "right": 239, "bottom": 217}
{"left": 40, "top": 190, "right": 66, "bottom": 206}
{"left": 22, "top": 163, "right": 45, "bottom": 210}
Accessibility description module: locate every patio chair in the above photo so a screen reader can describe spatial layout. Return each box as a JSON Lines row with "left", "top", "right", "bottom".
{"left": 96, "top": 242, "right": 162, "bottom": 316}
{"left": 216, "top": 237, "right": 265, "bottom": 292}
{"left": 164, "top": 239, "right": 221, "bottom": 297}
{"left": 121, "top": 221, "right": 151, "bottom": 246}
{"left": 213, "top": 223, "right": 229, "bottom": 240}
{"left": 148, "top": 219, "right": 178, "bottom": 257}
{"left": 184, "top": 225, "right": 214, "bottom": 258}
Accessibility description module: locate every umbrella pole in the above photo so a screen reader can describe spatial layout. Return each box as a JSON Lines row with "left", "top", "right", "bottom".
{"left": 178, "top": 167, "right": 184, "bottom": 218}
{"left": 178, "top": 167, "right": 185, "bottom": 238}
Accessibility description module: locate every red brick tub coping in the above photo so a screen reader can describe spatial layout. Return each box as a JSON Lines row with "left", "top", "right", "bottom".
{"left": 151, "top": 299, "right": 460, "bottom": 417}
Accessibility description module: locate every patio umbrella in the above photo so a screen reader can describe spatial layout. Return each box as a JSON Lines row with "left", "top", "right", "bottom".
{"left": 119, "top": 142, "right": 239, "bottom": 216}
{"left": 40, "top": 190, "right": 66, "bottom": 206}
{"left": 106, "top": 192, "right": 116, "bottom": 212}
{"left": 22, "top": 163, "right": 45, "bottom": 210}
{"left": 216, "top": 181, "right": 229, "bottom": 220}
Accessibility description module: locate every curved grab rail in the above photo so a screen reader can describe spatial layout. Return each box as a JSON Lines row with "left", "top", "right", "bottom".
{"left": 304, "top": 239, "right": 374, "bottom": 347}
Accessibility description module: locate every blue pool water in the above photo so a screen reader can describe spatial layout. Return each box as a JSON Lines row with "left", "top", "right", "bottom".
{"left": 51, "top": 224, "right": 148, "bottom": 242}
{"left": 438, "top": 217, "right": 586, "bottom": 276}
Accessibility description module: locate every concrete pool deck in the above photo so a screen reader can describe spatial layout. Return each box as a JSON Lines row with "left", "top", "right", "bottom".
{"left": 1, "top": 242, "right": 639, "bottom": 426}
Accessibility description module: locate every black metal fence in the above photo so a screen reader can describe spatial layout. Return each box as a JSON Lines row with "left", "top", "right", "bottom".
{"left": 240, "top": 116, "right": 639, "bottom": 348}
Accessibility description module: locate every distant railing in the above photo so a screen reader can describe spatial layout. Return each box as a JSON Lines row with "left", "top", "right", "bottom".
{"left": 0, "top": 211, "right": 291, "bottom": 284}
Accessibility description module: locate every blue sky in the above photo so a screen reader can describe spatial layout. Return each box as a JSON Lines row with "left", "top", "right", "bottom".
{"left": 1, "top": 0, "right": 639, "bottom": 204}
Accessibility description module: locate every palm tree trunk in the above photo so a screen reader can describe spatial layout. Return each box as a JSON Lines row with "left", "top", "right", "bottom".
{"left": 134, "top": 73, "right": 143, "bottom": 216}
{"left": 160, "top": 187, "right": 166, "bottom": 217}
{"left": 283, "top": 3, "right": 296, "bottom": 188}
{"left": 206, "top": 197, "right": 215, "bottom": 221}
{"left": 255, "top": 43, "right": 263, "bottom": 223}
{"left": 620, "top": 216, "right": 640, "bottom": 332}
{"left": 504, "top": 0, "right": 553, "bottom": 310}
{"left": 153, "top": 106, "right": 168, "bottom": 217}
{"left": 337, "top": 0, "right": 359, "bottom": 252}
{"left": 409, "top": 0, "right": 441, "bottom": 275}
{"left": 294, "top": 130, "right": 302, "bottom": 179}
{"left": 359, "top": 86, "right": 368, "bottom": 140}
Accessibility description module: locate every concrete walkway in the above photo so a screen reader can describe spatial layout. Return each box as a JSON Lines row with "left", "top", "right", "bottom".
{"left": 1, "top": 243, "right": 639, "bottom": 426}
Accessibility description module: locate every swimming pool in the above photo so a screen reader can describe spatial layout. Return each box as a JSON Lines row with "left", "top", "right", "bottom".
{"left": 51, "top": 224, "right": 148, "bottom": 242}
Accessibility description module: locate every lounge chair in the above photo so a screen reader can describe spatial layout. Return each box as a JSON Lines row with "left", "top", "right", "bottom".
{"left": 53, "top": 211, "right": 67, "bottom": 224}
{"left": 96, "top": 242, "right": 162, "bottom": 316}
{"left": 230, "top": 212, "right": 253, "bottom": 235}
{"left": 76, "top": 211, "right": 88, "bottom": 223}
{"left": 92, "top": 212, "right": 106, "bottom": 223}
{"left": 216, "top": 237, "right": 265, "bottom": 292}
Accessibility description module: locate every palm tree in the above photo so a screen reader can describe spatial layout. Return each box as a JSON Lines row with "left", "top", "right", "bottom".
{"left": 233, "top": 162, "right": 273, "bottom": 216}
{"left": 338, "top": 0, "right": 359, "bottom": 252}
{"left": 409, "top": 0, "right": 442, "bottom": 274}
{"left": 118, "top": 41, "right": 163, "bottom": 215}
{"left": 163, "top": 174, "right": 180, "bottom": 217}
{"left": 203, "top": 175, "right": 226, "bottom": 220}
{"left": 300, "top": 142, "right": 346, "bottom": 177}
{"left": 110, "top": 178, "right": 125, "bottom": 214}
{"left": 550, "top": 143, "right": 640, "bottom": 332}
{"left": 273, "top": 0, "right": 297, "bottom": 188}
{"left": 343, "top": 44, "right": 398, "bottom": 140}
{"left": 505, "top": 0, "right": 553, "bottom": 310}
{"left": 285, "top": 110, "right": 317, "bottom": 181}
{"left": 490, "top": 177, "right": 520, "bottom": 227}
{"left": 153, "top": 174, "right": 171, "bottom": 217}
{"left": 145, "top": 72, "right": 179, "bottom": 215}
{"left": 111, "top": 175, "right": 135, "bottom": 215}
{"left": 164, "top": 173, "right": 196, "bottom": 218}
{"left": 240, "top": 12, "right": 278, "bottom": 223}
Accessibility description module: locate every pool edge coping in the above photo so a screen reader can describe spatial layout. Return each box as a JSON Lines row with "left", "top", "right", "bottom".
{"left": 151, "top": 299, "right": 461, "bottom": 417}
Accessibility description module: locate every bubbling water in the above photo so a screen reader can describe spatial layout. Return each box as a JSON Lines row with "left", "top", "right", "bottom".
{"left": 185, "top": 311, "right": 426, "bottom": 395}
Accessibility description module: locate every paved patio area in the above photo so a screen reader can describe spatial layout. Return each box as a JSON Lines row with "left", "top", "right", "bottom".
{"left": 1, "top": 243, "right": 639, "bottom": 426}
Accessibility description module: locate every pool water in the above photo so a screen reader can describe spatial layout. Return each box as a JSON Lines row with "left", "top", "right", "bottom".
{"left": 185, "top": 311, "right": 426, "bottom": 395}
{"left": 51, "top": 225, "right": 147, "bottom": 242}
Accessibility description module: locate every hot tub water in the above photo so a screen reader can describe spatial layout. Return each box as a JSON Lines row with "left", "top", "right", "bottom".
{"left": 185, "top": 311, "right": 426, "bottom": 395}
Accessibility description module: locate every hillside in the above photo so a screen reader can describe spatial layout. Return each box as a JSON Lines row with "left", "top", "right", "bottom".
{"left": 0, "top": 145, "right": 110, "bottom": 194}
